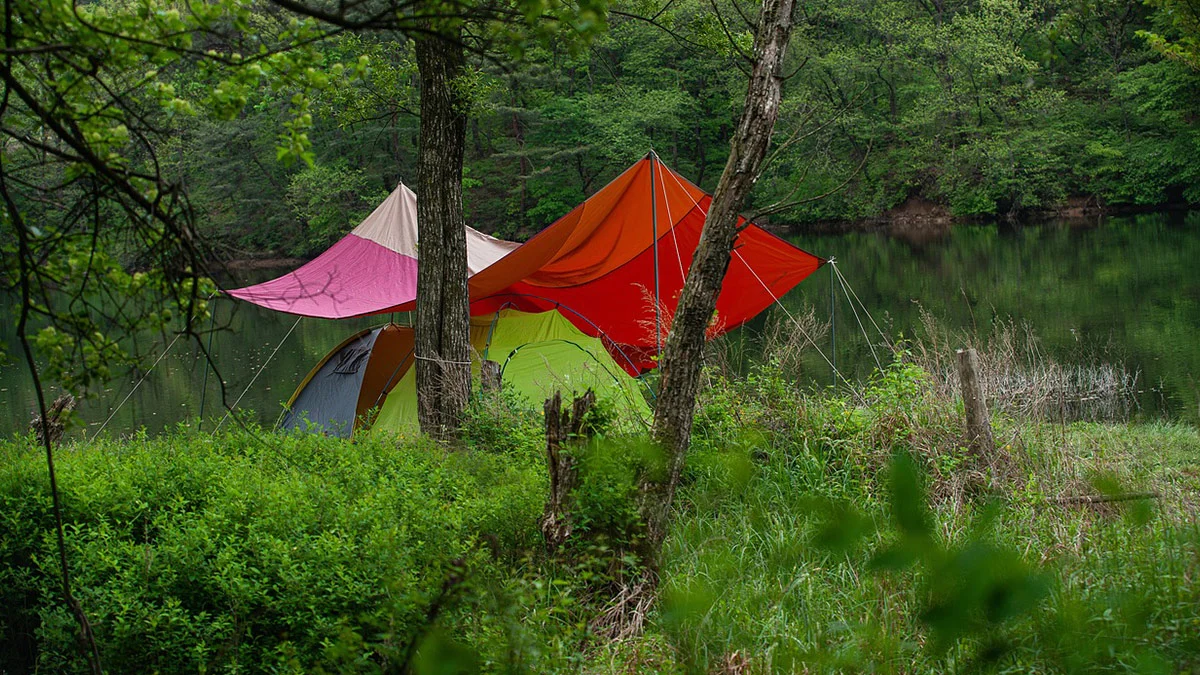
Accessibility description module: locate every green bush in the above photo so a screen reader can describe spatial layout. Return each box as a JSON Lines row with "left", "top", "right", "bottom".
{"left": 285, "top": 162, "right": 389, "bottom": 257}
{"left": 0, "top": 427, "right": 545, "bottom": 674}
{"left": 460, "top": 389, "right": 545, "bottom": 458}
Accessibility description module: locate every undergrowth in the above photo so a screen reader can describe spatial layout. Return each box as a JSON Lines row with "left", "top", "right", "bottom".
{"left": 2, "top": 352, "right": 1199, "bottom": 673}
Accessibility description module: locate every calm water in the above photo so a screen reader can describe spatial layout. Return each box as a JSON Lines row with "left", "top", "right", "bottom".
{"left": 2, "top": 211, "right": 1198, "bottom": 438}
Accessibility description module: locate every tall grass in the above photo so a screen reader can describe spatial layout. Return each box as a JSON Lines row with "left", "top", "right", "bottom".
{"left": 649, "top": 323, "right": 1200, "bottom": 672}
{"left": 909, "top": 308, "right": 1141, "bottom": 422}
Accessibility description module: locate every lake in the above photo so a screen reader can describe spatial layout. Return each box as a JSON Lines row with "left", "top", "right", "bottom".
{"left": 2, "top": 210, "right": 1198, "bottom": 439}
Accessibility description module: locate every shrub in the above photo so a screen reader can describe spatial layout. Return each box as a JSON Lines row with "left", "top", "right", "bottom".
{"left": 0, "top": 426, "right": 544, "bottom": 673}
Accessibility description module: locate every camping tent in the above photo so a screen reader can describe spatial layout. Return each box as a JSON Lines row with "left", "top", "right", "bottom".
{"left": 227, "top": 157, "right": 824, "bottom": 372}
{"left": 281, "top": 309, "right": 651, "bottom": 438}
{"left": 227, "top": 154, "right": 823, "bottom": 436}
{"left": 372, "top": 155, "right": 826, "bottom": 373}
{"left": 226, "top": 182, "right": 519, "bottom": 318}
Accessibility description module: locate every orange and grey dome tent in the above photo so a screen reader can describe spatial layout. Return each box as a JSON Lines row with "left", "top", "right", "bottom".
{"left": 281, "top": 309, "right": 651, "bottom": 437}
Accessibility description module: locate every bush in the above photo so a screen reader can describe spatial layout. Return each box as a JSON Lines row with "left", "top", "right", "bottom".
{"left": 0, "top": 426, "right": 545, "bottom": 674}
{"left": 285, "top": 162, "right": 389, "bottom": 257}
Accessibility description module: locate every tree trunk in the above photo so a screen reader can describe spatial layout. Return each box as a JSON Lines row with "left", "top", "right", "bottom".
{"left": 643, "top": 0, "right": 797, "bottom": 560}
{"left": 414, "top": 32, "right": 472, "bottom": 439}
{"left": 480, "top": 359, "right": 502, "bottom": 393}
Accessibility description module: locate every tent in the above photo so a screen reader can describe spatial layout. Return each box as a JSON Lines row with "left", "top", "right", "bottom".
{"left": 226, "top": 182, "right": 519, "bottom": 318}
{"left": 281, "top": 309, "right": 651, "bottom": 437}
{"left": 227, "top": 157, "right": 825, "bottom": 371}
{"left": 371, "top": 155, "right": 826, "bottom": 373}
{"left": 279, "top": 323, "right": 413, "bottom": 437}
{"left": 227, "top": 154, "right": 823, "bottom": 436}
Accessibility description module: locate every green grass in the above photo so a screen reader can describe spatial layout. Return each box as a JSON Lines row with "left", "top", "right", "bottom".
{"left": 641, "top": 419, "right": 1200, "bottom": 672}
{"left": 3, "top": 365, "right": 1199, "bottom": 673}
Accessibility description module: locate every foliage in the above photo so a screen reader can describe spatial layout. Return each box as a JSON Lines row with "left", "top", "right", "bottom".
{"left": 142, "top": 0, "right": 1200, "bottom": 266}
{"left": 285, "top": 161, "right": 389, "bottom": 256}
{"left": 0, "top": 425, "right": 546, "bottom": 673}
{"left": 32, "top": 0, "right": 1184, "bottom": 281}
{"left": 460, "top": 388, "right": 545, "bottom": 457}
{"left": 1139, "top": 0, "right": 1200, "bottom": 70}
{"left": 3, "top": 361, "right": 1200, "bottom": 672}
{"left": 0, "top": 0, "right": 376, "bottom": 410}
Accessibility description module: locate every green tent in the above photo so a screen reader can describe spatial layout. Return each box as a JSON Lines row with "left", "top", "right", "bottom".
{"left": 281, "top": 309, "right": 651, "bottom": 437}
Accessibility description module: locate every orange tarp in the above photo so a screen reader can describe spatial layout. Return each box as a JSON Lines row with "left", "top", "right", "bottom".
{"left": 383, "top": 155, "right": 825, "bottom": 374}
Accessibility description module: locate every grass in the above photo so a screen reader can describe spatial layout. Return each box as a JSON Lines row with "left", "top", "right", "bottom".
{"left": 2, "top": 357, "right": 1199, "bottom": 673}
{"left": 645, "top": 418, "right": 1200, "bottom": 672}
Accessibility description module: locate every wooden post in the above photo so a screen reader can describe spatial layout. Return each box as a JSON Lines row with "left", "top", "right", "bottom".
{"left": 956, "top": 348, "right": 994, "bottom": 456}
{"left": 481, "top": 359, "right": 502, "bottom": 394}
{"left": 541, "top": 389, "right": 596, "bottom": 549}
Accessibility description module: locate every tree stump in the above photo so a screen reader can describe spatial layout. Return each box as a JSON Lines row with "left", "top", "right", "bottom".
{"left": 30, "top": 393, "right": 75, "bottom": 447}
{"left": 541, "top": 389, "right": 596, "bottom": 549}
{"left": 956, "top": 348, "right": 994, "bottom": 456}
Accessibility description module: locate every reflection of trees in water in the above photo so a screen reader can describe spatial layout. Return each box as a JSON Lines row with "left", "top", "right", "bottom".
{"left": 4, "top": 213, "right": 1199, "bottom": 434}
{"left": 755, "top": 212, "right": 1200, "bottom": 421}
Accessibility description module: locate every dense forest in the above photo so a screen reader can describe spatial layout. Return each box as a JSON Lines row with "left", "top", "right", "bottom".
{"left": 162, "top": 0, "right": 1200, "bottom": 259}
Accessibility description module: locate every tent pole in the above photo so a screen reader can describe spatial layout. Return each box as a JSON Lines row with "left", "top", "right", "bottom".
{"left": 198, "top": 296, "right": 217, "bottom": 431}
{"left": 649, "top": 150, "right": 661, "bottom": 361}
{"left": 830, "top": 260, "right": 836, "bottom": 387}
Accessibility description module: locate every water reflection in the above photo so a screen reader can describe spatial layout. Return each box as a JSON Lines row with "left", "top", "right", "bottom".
{"left": 775, "top": 211, "right": 1200, "bottom": 420}
{"left": 1, "top": 211, "right": 1197, "bottom": 438}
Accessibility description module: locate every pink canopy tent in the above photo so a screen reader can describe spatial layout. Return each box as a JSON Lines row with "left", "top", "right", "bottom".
{"left": 225, "top": 183, "right": 519, "bottom": 318}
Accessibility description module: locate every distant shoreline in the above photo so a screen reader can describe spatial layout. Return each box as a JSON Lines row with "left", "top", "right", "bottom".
{"left": 218, "top": 199, "right": 1197, "bottom": 268}
{"left": 770, "top": 196, "right": 1196, "bottom": 237}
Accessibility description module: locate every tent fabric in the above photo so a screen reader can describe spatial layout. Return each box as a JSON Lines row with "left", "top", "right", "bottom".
{"left": 229, "top": 156, "right": 823, "bottom": 375}
{"left": 225, "top": 183, "right": 519, "bottom": 319}
{"left": 280, "top": 326, "right": 378, "bottom": 437}
{"left": 469, "top": 195, "right": 822, "bottom": 372}
{"left": 379, "top": 156, "right": 824, "bottom": 374}
{"left": 281, "top": 309, "right": 650, "bottom": 438}
{"left": 373, "top": 309, "right": 651, "bottom": 433}
{"left": 279, "top": 323, "right": 414, "bottom": 437}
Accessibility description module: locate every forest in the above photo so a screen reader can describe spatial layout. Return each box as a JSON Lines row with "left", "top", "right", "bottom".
{"left": 2, "top": 0, "right": 1200, "bottom": 672}
{"left": 167, "top": 0, "right": 1200, "bottom": 258}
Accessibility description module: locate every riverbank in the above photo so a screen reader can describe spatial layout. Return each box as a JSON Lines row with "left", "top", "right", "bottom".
{"left": 769, "top": 196, "right": 1198, "bottom": 238}
{"left": 4, "top": 359, "right": 1198, "bottom": 672}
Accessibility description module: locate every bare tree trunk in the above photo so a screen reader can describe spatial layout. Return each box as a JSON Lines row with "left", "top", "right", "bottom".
{"left": 414, "top": 32, "right": 472, "bottom": 439}
{"left": 644, "top": 0, "right": 797, "bottom": 559}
